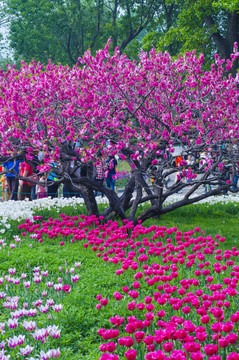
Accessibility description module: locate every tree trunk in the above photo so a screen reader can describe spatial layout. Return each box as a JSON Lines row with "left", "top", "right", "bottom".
{"left": 204, "top": 12, "right": 239, "bottom": 76}
{"left": 128, "top": 175, "right": 142, "bottom": 221}
{"left": 135, "top": 185, "right": 228, "bottom": 224}
{"left": 120, "top": 177, "right": 135, "bottom": 211}
{"left": 78, "top": 186, "right": 99, "bottom": 217}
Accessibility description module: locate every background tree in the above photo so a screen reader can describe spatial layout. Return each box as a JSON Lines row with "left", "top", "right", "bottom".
{"left": 0, "top": 1, "right": 8, "bottom": 30}
{"left": 6, "top": 0, "right": 161, "bottom": 65}
{"left": 141, "top": 0, "right": 181, "bottom": 56}
{"left": 142, "top": 0, "right": 239, "bottom": 74}
{"left": 5, "top": 0, "right": 239, "bottom": 74}
{"left": 0, "top": 42, "right": 238, "bottom": 223}
{"left": 0, "top": 0, "right": 10, "bottom": 58}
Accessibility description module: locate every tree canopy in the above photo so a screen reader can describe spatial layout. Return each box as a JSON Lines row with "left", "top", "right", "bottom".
{"left": 0, "top": 41, "right": 239, "bottom": 222}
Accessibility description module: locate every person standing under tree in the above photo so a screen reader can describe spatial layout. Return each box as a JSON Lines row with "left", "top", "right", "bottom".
{"left": 2, "top": 150, "right": 22, "bottom": 201}
{"left": 105, "top": 155, "right": 117, "bottom": 192}
{"left": 47, "top": 163, "right": 60, "bottom": 198}
{"left": 18, "top": 161, "right": 33, "bottom": 201}
{"left": 0, "top": 174, "right": 11, "bottom": 201}
{"left": 94, "top": 152, "right": 105, "bottom": 197}
{"left": 36, "top": 173, "right": 48, "bottom": 199}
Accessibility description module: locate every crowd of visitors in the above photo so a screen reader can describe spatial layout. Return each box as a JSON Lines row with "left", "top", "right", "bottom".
{"left": 170, "top": 149, "right": 235, "bottom": 194}
{"left": 0, "top": 152, "right": 118, "bottom": 202}
{"left": 1, "top": 144, "right": 237, "bottom": 202}
{"left": 149, "top": 144, "right": 238, "bottom": 195}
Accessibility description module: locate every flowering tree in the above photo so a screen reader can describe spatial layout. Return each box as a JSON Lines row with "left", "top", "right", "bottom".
{"left": 0, "top": 40, "right": 239, "bottom": 223}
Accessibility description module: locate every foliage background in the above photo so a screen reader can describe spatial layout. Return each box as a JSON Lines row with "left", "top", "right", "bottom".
{"left": 0, "top": 0, "right": 238, "bottom": 72}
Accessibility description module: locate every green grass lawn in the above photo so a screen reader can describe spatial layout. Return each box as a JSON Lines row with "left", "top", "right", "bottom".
{"left": 143, "top": 201, "right": 239, "bottom": 250}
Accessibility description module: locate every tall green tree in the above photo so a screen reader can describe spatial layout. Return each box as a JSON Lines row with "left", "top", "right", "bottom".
{"left": 6, "top": 0, "right": 161, "bottom": 65}
{"left": 141, "top": 0, "right": 181, "bottom": 56}
{"left": 0, "top": 0, "right": 9, "bottom": 54}
{"left": 5, "top": 0, "right": 239, "bottom": 74}
{"left": 142, "top": 0, "right": 239, "bottom": 73}
{"left": 7, "top": 0, "right": 91, "bottom": 64}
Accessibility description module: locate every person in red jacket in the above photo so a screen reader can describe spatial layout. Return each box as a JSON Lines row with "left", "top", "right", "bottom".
{"left": 18, "top": 162, "right": 33, "bottom": 200}
{"left": 175, "top": 156, "right": 183, "bottom": 168}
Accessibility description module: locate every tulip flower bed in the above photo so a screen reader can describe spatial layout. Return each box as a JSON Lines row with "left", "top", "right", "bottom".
{"left": 92, "top": 224, "right": 239, "bottom": 360}
{"left": 0, "top": 265, "right": 66, "bottom": 360}
{"left": 0, "top": 201, "right": 238, "bottom": 359}
{"left": 0, "top": 233, "right": 85, "bottom": 359}
{"left": 0, "top": 213, "right": 121, "bottom": 360}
